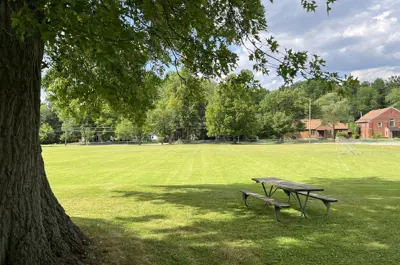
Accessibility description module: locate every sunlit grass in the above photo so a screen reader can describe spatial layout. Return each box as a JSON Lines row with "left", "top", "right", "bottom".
{"left": 43, "top": 144, "right": 400, "bottom": 265}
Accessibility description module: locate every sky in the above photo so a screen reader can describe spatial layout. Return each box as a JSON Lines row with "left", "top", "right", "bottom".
{"left": 234, "top": 0, "right": 400, "bottom": 89}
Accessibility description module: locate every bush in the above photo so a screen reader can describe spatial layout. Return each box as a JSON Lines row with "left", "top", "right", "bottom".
{"left": 352, "top": 133, "right": 360, "bottom": 139}
{"left": 158, "top": 136, "right": 165, "bottom": 144}
{"left": 336, "top": 132, "right": 349, "bottom": 139}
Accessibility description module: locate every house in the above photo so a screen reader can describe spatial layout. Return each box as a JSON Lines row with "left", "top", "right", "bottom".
{"left": 296, "top": 119, "right": 349, "bottom": 139}
{"left": 356, "top": 107, "right": 400, "bottom": 138}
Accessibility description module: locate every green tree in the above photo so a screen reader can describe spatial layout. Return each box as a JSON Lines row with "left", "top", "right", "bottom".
{"left": 48, "top": 94, "right": 120, "bottom": 144}
{"left": 386, "top": 76, "right": 400, "bottom": 92}
{"left": 386, "top": 87, "right": 400, "bottom": 109}
{"left": 39, "top": 123, "right": 55, "bottom": 144}
{"left": 317, "top": 93, "right": 350, "bottom": 139}
{"left": 160, "top": 71, "right": 208, "bottom": 140}
{"left": 258, "top": 89, "right": 308, "bottom": 140}
{"left": 40, "top": 103, "right": 61, "bottom": 128}
{"left": 147, "top": 106, "right": 176, "bottom": 144}
{"left": 371, "top": 78, "right": 387, "bottom": 108}
{"left": 268, "top": 112, "right": 297, "bottom": 143}
{"left": 40, "top": 103, "right": 62, "bottom": 143}
{"left": 1, "top": 0, "right": 342, "bottom": 263}
{"left": 206, "top": 70, "right": 259, "bottom": 143}
{"left": 92, "top": 105, "right": 119, "bottom": 141}
{"left": 205, "top": 91, "right": 225, "bottom": 139}
{"left": 355, "top": 85, "right": 379, "bottom": 116}
{"left": 348, "top": 122, "right": 360, "bottom": 139}
{"left": 79, "top": 126, "right": 95, "bottom": 145}
{"left": 60, "top": 118, "right": 76, "bottom": 145}
{"left": 288, "top": 79, "right": 329, "bottom": 101}
{"left": 345, "top": 81, "right": 362, "bottom": 120}
{"left": 115, "top": 119, "right": 141, "bottom": 141}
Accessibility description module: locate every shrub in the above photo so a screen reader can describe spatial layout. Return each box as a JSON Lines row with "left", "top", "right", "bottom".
{"left": 158, "top": 136, "right": 165, "bottom": 144}
{"left": 352, "top": 133, "right": 360, "bottom": 139}
{"left": 336, "top": 132, "right": 349, "bottom": 139}
{"left": 348, "top": 122, "right": 360, "bottom": 135}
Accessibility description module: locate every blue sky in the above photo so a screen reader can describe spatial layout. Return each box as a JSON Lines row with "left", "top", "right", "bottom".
{"left": 234, "top": 0, "right": 400, "bottom": 88}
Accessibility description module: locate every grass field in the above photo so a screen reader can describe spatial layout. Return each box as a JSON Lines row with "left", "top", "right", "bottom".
{"left": 42, "top": 144, "right": 400, "bottom": 265}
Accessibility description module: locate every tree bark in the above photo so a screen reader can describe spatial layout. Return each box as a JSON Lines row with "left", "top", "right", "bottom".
{"left": 0, "top": 1, "right": 87, "bottom": 264}
{"left": 332, "top": 125, "right": 336, "bottom": 140}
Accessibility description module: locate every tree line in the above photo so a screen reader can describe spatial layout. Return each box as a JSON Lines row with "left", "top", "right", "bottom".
{"left": 41, "top": 71, "right": 400, "bottom": 144}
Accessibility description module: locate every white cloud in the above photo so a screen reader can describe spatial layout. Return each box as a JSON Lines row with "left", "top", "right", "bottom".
{"left": 234, "top": 0, "right": 400, "bottom": 85}
{"left": 368, "top": 4, "right": 381, "bottom": 11}
{"left": 351, "top": 67, "right": 400, "bottom": 82}
{"left": 374, "top": 11, "right": 391, "bottom": 21}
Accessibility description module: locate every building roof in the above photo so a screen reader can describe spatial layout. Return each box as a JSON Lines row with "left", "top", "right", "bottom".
{"left": 301, "top": 119, "right": 348, "bottom": 130}
{"left": 356, "top": 107, "right": 400, "bottom": 123}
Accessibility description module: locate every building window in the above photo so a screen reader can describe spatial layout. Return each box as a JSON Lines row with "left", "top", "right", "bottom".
{"left": 390, "top": 119, "right": 395, "bottom": 127}
{"left": 311, "top": 130, "right": 315, "bottom": 135}
{"left": 378, "top": 122, "right": 382, "bottom": 127}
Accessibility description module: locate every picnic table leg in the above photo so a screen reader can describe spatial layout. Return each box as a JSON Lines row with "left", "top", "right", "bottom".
{"left": 242, "top": 193, "right": 249, "bottom": 207}
{"left": 261, "top": 183, "right": 280, "bottom": 198}
{"left": 283, "top": 190, "right": 291, "bottom": 203}
{"left": 294, "top": 193, "right": 303, "bottom": 216}
{"left": 302, "top": 192, "right": 311, "bottom": 217}
{"left": 323, "top": 201, "right": 331, "bottom": 215}
{"left": 274, "top": 206, "right": 283, "bottom": 222}
{"left": 296, "top": 192, "right": 310, "bottom": 217}
{"left": 261, "top": 183, "right": 269, "bottom": 197}
{"left": 294, "top": 192, "right": 310, "bottom": 218}
{"left": 268, "top": 185, "right": 274, "bottom": 197}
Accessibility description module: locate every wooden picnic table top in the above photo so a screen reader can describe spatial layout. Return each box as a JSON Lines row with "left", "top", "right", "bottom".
{"left": 251, "top": 177, "right": 324, "bottom": 192}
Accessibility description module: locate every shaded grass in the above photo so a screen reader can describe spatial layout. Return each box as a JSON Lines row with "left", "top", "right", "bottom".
{"left": 42, "top": 144, "right": 400, "bottom": 265}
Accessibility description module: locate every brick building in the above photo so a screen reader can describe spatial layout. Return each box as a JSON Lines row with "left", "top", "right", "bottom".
{"left": 296, "top": 119, "right": 349, "bottom": 139}
{"left": 356, "top": 107, "right": 400, "bottom": 138}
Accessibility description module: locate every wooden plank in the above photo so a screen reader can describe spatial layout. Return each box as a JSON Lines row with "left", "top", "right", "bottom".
{"left": 240, "top": 190, "right": 290, "bottom": 208}
{"left": 297, "top": 191, "right": 338, "bottom": 202}
{"left": 252, "top": 177, "right": 324, "bottom": 192}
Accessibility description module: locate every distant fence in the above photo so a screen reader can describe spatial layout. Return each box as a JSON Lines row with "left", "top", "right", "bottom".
{"left": 72, "top": 140, "right": 157, "bottom": 145}
{"left": 358, "top": 138, "right": 400, "bottom": 143}
{"left": 58, "top": 137, "right": 400, "bottom": 146}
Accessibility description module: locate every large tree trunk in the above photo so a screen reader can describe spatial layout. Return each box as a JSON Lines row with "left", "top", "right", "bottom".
{"left": 0, "top": 2, "right": 87, "bottom": 264}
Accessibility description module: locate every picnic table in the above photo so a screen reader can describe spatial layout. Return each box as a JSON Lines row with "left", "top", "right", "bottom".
{"left": 240, "top": 177, "right": 338, "bottom": 221}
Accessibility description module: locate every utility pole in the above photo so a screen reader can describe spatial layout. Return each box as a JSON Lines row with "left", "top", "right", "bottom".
{"left": 309, "top": 99, "right": 312, "bottom": 144}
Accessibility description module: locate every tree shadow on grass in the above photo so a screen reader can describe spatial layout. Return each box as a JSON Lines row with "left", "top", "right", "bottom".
{"left": 113, "top": 176, "right": 400, "bottom": 220}
{"left": 77, "top": 177, "right": 400, "bottom": 265}
{"left": 115, "top": 214, "right": 166, "bottom": 223}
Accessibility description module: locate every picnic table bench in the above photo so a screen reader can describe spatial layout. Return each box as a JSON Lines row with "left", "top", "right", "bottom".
{"left": 240, "top": 177, "right": 338, "bottom": 222}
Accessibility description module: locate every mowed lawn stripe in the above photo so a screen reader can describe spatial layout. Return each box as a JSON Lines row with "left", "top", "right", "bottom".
{"left": 43, "top": 144, "right": 400, "bottom": 265}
